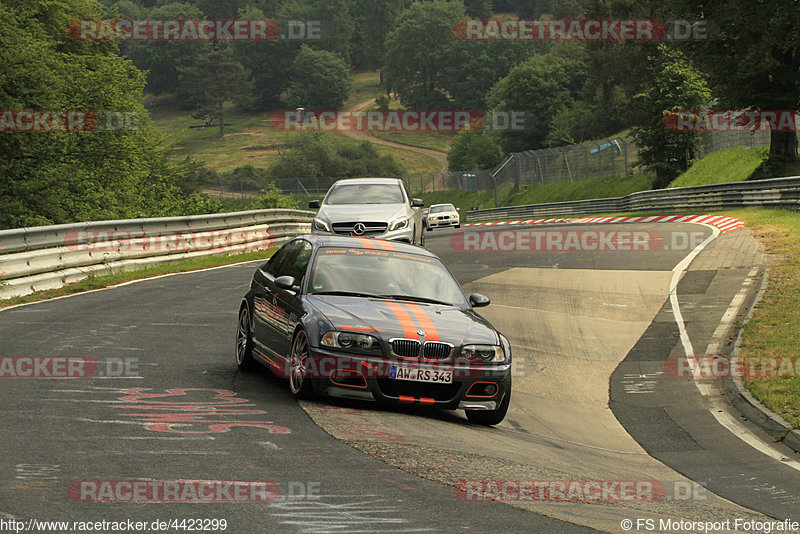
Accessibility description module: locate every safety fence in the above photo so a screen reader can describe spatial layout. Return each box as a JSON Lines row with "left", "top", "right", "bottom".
{"left": 0, "top": 209, "right": 313, "bottom": 300}
{"left": 463, "top": 176, "right": 800, "bottom": 222}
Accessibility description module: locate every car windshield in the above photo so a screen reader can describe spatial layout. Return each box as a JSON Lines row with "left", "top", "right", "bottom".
{"left": 324, "top": 183, "right": 405, "bottom": 205}
{"left": 309, "top": 247, "right": 469, "bottom": 307}
{"left": 430, "top": 204, "right": 455, "bottom": 213}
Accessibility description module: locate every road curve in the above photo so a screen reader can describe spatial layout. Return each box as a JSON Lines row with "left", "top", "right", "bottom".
{"left": 301, "top": 223, "right": 800, "bottom": 532}
{"left": 0, "top": 263, "right": 588, "bottom": 533}
{"left": 0, "top": 221, "right": 796, "bottom": 533}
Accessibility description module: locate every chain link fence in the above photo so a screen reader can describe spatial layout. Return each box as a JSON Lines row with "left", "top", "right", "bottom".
{"left": 265, "top": 130, "right": 772, "bottom": 198}
{"left": 697, "top": 130, "right": 770, "bottom": 157}
{"left": 406, "top": 131, "right": 772, "bottom": 195}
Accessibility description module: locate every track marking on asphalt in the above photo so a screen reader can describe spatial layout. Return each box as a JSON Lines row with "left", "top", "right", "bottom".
{"left": 267, "top": 494, "right": 434, "bottom": 533}
{"left": 668, "top": 227, "right": 800, "bottom": 471}
{"left": 118, "top": 436, "right": 215, "bottom": 440}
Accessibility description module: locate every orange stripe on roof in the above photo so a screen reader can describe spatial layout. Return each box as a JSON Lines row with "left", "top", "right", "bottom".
{"left": 384, "top": 301, "right": 419, "bottom": 340}
{"left": 375, "top": 239, "right": 395, "bottom": 251}
{"left": 404, "top": 303, "right": 440, "bottom": 342}
{"left": 354, "top": 237, "right": 378, "bottom": 249}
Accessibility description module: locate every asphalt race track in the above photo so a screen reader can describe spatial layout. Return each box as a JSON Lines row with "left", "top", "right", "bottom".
{"left": 1, "top": 222, "right": 798, "bottom": 533}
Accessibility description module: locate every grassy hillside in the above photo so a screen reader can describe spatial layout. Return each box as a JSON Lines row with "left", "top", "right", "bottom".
{"left": 419, "top": 172, "right": 656, "bottom": 212}
{"left": 667, "top": 146, "right": 768, "bottom": 188}
{"left": 150, "top": 86, "right": 443, "bottom": 175}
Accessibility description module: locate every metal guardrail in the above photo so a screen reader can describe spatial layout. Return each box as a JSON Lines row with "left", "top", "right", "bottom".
{"left": 0, "top": 209, "right": 314, "bottom": 300}
{"left": 463, "top": 176, "right": 800, "bottom": 222}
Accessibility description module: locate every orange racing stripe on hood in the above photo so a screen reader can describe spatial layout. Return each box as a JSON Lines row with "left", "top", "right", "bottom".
{"left": 384, "top": 301, "right": 419, "bottom": 340}
{"left": 403, "top": 303, "right": 440, "bottom": 342}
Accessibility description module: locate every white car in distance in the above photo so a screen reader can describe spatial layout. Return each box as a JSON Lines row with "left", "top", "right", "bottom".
{"left": 425, "top": 203, "right": 460, "bottom": 230}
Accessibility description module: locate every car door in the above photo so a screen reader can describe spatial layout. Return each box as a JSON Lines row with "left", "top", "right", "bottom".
{"left": 251, "top": 241, "right": 295, "bottom": 363}
{"left": 271, "top": 239, "right": 313, "bottom": 359}
{"left": 255, "top": 239, "right": 313, "bottom": 362}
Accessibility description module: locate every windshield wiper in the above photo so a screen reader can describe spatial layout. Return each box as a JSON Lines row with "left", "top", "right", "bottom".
{"left": 312, "top": 290, "right": 380, "bottom": 298}
{"left": 375, "top": 294, "right": 452, "bottom": 305}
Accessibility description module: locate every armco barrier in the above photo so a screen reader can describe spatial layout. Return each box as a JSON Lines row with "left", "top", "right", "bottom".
{"left": 0, "top": 209, "right": 313, "bottom": 299}
{"left": 463, "top": 176, "right": 800, "bottom": 223}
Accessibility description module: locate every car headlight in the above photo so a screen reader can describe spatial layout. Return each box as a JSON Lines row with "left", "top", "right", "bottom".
{"left": 389, "top": 217, "right": 409, "bottom": 231}
{"left": 428, "top": 216, "right": 436, "bottom": 221}
{"left": 313, "top": 218, "right": 331, "bottom": 232}
{"left": 321, "top": 331, "right": 378, "bottom": 352}
{"left": 461, "top": 344, "right": 505, "bottom": 362}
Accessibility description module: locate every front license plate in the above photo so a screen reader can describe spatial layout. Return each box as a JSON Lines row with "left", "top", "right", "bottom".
{"left": 390, "top": 365, "right": 453, "bottom": 384}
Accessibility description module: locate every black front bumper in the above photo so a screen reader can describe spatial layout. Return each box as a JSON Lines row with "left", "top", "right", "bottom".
{"left": 305, "top": 347, "right": 511, "bottom": 411}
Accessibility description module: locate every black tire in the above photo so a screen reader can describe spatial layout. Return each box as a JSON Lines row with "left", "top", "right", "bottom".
{"left": 465, "top": 389, "right": 510, "bottom": 426}
{"left": 235, "top": 305, "right": 258, "bottom": 372}
{"left": 455, "top": 224, "right": 461, "bottom": 229}
{"left": 288, "top": 328, "right": 315, "bottom": 399}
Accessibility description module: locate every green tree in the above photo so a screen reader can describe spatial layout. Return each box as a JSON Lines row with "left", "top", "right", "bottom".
{"left": 675, "top": 0, "right": 800, "bottom": 162}
{"left": 629, "top": 45, "right": 712, "bottom": 187}
{"left": 0, "top": 0, "right": 216, "bottom": 229}
{"left": 287, "top": 45, "right": 351, "bottom": 109}
{"left": 279, "top": 0, "right": 355, "bottom": 65}
{"left": 351, "top": 0, "right": 402, "bottom": 70}
{"left": 269, "top": 132, "right": 402, "bottom": 179}
{"left": 115, "top": 2, "right": 205, "bottom": 95}
{"left": 177, "top": 45, "right": 254, "bottom": 137}
{"left": 488, "top": 44, "right": 587, "bottom": 151}
{"left": 383, "top": 0, "right": 466, "bottom": 109}
{"left": 463, "top": 0, "right": 492, "bottom": 18}
{"left": 447, "top": 130, "right": 505, "bottom": 171}
{"left": 249, "top": 183, "right": 300, "bottom": 210}
{"left": 233, "top": 6, "right": 297, "bottom": 110}
{"left": 443, "top": 40, "right": 538, "bottom": 110}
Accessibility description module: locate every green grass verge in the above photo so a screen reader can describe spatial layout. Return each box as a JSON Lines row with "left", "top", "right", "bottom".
{"left": 668, "top": 147, "right": 768, "bottom": 188}
{"left": 0, "top": 248, "right": 275, "bottom": 310}
{"left": 723, "top": 208, "right": 800, "bottom": 429}
{"left": 419, "top": 172, "right": 656, "bottom": 212}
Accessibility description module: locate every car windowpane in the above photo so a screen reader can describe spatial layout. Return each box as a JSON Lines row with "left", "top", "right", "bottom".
{"left": 430, "top": 205, "right": 454, "bottom": 213}
{"left": 309, "top": 248, "right": 468, "bottom": 307}
{"left": 325, "top": 183, "right": 404, "bottom": 205}
{"left": 265, "top": 241, "right": 295, "bottom": 277}
{"left": 282, "top": 240, "right": 312, "bottom": 284}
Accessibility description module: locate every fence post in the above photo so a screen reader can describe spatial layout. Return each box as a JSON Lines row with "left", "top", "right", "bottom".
{"left": 620, "top": 138, "right": 628, "bottom": 175}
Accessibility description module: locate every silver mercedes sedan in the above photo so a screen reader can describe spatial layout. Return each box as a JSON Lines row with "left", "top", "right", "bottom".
{"left": 309, "top": 177, "right": 426, "bottom": 246}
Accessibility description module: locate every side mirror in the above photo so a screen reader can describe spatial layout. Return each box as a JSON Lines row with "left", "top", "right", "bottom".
{"left": 308, "top": 200, "right": 320, "bottom": 209}
{"left": 469, "top": 293, "right": 490, "bottom": 308}
{"left": 411, "top": 198, "right": 424, "bottom": 208}
{"left": 456, "top": 207, "right": 460, "bottom": 211}
{"left": 275, "top": 275, "right": 297, "bottom": 291}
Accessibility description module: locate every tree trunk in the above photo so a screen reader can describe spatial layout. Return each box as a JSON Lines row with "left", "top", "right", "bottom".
{"left": 769, "top": 130, "right": 798, "bottom": 161}
{"left": 218, "top": 102, "right": 225, "bottom": 138}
